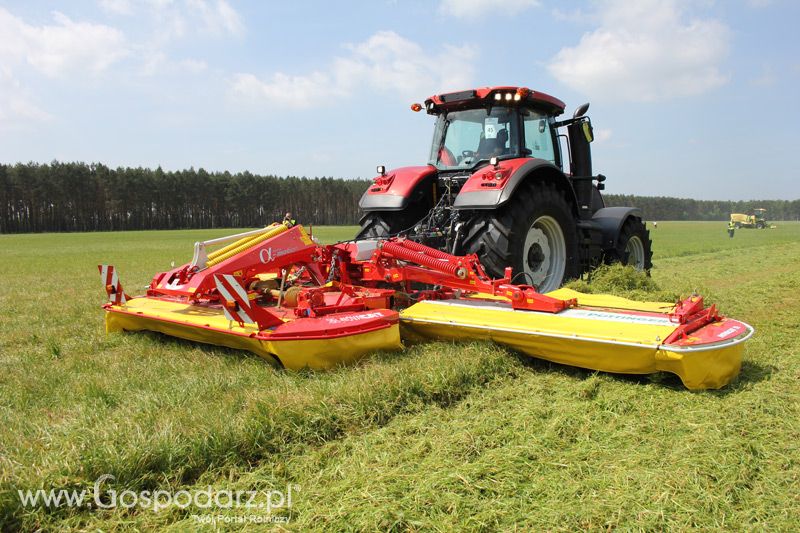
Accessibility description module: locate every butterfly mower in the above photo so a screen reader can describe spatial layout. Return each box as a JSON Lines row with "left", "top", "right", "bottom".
{"left": 99, "top": 222, "right": 753, "bottom": 390}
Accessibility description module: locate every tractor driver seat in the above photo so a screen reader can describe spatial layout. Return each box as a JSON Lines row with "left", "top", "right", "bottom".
{"left": 495, "top": 128, "right": 509, "bottom": 156}
{"left": 476, "top": 128, "right": 509, "bottom": 160}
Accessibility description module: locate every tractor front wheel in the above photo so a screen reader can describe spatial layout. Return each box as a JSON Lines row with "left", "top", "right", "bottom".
{"left": 462, "top": 181, "right": 581, "bottom": 293}
{"left": 608, "top": 217, "right": 653, "bottom": 271}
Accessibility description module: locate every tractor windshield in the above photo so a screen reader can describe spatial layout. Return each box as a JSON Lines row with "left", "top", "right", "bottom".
{"left": 429, "top": 107, "right": 519, "bottom": 170}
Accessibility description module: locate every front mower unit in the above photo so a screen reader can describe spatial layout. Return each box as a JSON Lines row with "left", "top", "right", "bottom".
{"left": 99, "top": 224, "right": 752, "bottom": 389}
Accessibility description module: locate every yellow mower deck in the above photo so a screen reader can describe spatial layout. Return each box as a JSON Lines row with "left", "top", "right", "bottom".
{"left": 400, "top": 289, "right": 751, "bottom": 390}
{"left": 104, "top": 297, "right": 401, "bottom": 370}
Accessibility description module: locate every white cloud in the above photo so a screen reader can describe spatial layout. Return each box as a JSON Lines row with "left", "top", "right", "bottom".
{"left": 0, "top": 7, "right": 128, "bottom": 125}
{"left": 0, "top": 8, "right": 129, "bottom": 78}
{"left": 98, "top": 0, "right": 134, "bottom": 15}
{"left": 94, "top": 0, "right": 243, "bottom": 77}
{"left": 138, "top": 48, "right": 207, "bottom": 76}
{"left": 231, "top": 72, "right": 334, "bottom": 110}
{"left": 180, "top": 58, "right": 207, "bottom": 73}
{"left": 97, "top": 0, "right": 244, "bottom": 37}
{"left": 550, "top": 7, "right": 586, "bottom": 21}
{"left": 185, "top": 0, "right": 243, "bottom": 36}
{"left": 548, "top": 0, "right": 730, "bottom": 102}
{"left": 439, "top": 0, "right": 540, "bottom": 18}
{"left": 230, "top": 31, "right": 476, "bottom": 109}
{"left": 0, "top": 67, "right": 52, "bottom": 127}
{"left": 594, "top": 128, "right": 612, "bottom": 143}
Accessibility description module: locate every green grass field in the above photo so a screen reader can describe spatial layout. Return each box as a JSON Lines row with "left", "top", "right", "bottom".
{"left": 1, "top": 222, "right": 799, "bottom": 530}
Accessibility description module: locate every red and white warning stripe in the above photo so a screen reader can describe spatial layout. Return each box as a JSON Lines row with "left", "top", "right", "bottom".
{"left": 98, "top": 264, "right": 127, "bottom": 305}
{"left": 214, "top": 274, "right": 256, "bottom": 325}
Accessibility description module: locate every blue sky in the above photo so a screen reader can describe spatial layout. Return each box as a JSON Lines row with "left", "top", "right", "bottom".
{"left": 0, "top": 0, "right": 798, "bottom": 200}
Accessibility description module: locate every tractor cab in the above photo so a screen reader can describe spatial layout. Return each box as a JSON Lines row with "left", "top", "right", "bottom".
{"left": 423, "top": 87, "right": 566, "bottom": 173}
{"left": 423, "top": 87, "right": 596, "bottom": 184}
{"left": 428, "top": 104, "right": 559, "bottom": 171}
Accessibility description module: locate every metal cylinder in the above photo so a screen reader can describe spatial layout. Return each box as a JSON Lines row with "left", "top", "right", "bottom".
{"left": 270, "top": 286, "right": 301, "bottom": 307}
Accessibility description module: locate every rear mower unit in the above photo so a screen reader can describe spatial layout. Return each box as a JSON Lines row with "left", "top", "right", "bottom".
{"left": 99, "top": 222, "right": 753, "bottom": 390}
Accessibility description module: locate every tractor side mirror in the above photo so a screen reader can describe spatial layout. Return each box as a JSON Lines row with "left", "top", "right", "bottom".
{"left": 596, "top": 174, "right": 606, "bottom": 190}
{"left": 573, "top": 102, "right": 590, "bottom": 119}
{"left": 582, "top": 121, "right": 594, "bottom": 143}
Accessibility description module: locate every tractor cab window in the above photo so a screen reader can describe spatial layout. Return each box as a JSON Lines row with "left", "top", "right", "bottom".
{"left": 430, "top": 107, "right": 518, "bottom": 170}
{"left": 522, "top": 109, "right": 556, "bottom": 164}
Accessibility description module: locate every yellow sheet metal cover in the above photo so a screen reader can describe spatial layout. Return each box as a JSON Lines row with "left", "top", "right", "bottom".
{"left": 545, "top": 288, "right": 677, "bottom": 314}
{"left": 400, "top": 297, "right": 745, "bottom": 390}
{"left": 104, "top": 297, "right": 401, "bottom": 370}
{"left": 404, "top": 298, "right": 676, "bottom": 346}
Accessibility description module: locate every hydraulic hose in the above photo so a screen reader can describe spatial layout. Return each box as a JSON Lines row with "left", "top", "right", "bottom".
{"left": 206, "top": 223, "right": 288, "bottom": 267}
{"left": 207, "top": 223, "right": 278, "bottom": 261}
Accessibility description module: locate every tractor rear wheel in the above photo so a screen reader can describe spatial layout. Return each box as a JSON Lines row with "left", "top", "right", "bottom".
{"left": 356, "top": 213, "right": 395, "bottom": 239}
{"left": 462, "top": 181, "right": 581, "bottom": 293}
{"left": 356, "top": 211, "right": 421, "bottom": 239}
{"left": 608, "top": 217, "right": 653, "bottom": 271}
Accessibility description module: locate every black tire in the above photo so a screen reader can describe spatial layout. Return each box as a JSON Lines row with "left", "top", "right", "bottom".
{"left": 356, "top": 213, "right": 395, "bottom": 239}
{"left": 608, "top": 217, "right": 653, "bottom": 271}
{"left": 356, "top": 211, "right": 419, "bottom": 239}
{"left": 461, "top": 181, "right": 581, "bottom": 293}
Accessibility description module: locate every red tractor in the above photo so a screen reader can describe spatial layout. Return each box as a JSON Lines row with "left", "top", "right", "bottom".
{"left": 357, "top": 86, "right": 652, "bottom": 293}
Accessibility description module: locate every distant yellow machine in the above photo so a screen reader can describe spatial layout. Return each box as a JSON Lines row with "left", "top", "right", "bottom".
{"left": 730, "top": 208, "right": 770, "bottom": 229}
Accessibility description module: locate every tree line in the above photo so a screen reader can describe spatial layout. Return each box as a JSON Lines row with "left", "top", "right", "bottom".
{"left": 604, "top": 194, "right": 800, "bottom": 222}
{"left": 0, "top": 162, "right": 371, "bottom": 233}
{"left": 1, "top": 162, "right": 798, "bottom": 233}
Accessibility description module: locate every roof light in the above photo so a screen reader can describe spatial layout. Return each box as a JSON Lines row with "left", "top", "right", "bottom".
{"left": 410, "top": 103, "right": 422, "bottom": 112}
{"left": 516, "top": 87, "right": 530, "bottom": 98}
{"left": 505, "top": 93, "right": 512, "bottom": 101}
{"left": 513, "top": 93, "right": 521, "bottom": 101}
{"left": 494, "top": 93, "right": 502, "bottom": 101}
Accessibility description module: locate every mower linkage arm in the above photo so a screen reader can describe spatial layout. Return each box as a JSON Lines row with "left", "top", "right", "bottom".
{"left": 353, "top": 238, "right": 576, "bottom": 313}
